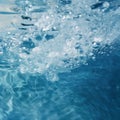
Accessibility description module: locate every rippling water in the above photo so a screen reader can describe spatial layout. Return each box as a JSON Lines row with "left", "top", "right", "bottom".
{"left": 0, "top": 0, "right": 120, "bottom": 120}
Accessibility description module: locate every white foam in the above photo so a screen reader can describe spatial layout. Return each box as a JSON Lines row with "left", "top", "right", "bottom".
{"left": 1, "top": 0, "right": 120, "bottom": 81}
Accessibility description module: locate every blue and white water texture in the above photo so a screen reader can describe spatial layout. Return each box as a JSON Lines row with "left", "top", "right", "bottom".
{"left": 0, "top": 0, "right": 120, "bottom": 120}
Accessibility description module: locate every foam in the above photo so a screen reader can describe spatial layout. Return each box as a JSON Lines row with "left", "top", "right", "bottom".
{"left": 0, "top": 0, "right": 120, "bottom": 81}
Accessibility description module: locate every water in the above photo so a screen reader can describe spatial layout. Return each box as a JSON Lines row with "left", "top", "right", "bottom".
{"left": 0, "top": 0, "right": 120, "bottom": 120}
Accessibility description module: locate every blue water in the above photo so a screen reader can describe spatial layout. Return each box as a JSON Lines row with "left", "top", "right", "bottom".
{"left": 0, "top": 0, "right": 120, "bottom": 120}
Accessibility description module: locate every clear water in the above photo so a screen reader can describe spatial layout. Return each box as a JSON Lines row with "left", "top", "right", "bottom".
{"left": 0, "top": 0, "right": 120, "bottom": 119}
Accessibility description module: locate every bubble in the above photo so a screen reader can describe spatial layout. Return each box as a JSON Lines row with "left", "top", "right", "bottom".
{"left": 0, "top": 0, "right": 120, "bottom": 81}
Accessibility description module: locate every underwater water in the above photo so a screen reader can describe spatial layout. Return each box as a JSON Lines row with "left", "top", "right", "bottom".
{"left": 0, "top": 0, "right": 120, "bottom": 119}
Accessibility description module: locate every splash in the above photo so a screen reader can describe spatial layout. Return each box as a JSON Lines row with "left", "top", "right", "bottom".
{"left": 0, "top": 0, "right": 120, "bottom": 120}
{"left": 0, "top": 0, "right": 120, "bottom": 81}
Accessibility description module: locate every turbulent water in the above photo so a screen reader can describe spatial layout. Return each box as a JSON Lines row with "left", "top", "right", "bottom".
{"left": 0, "top": 0, "right": 120, "bottom": 120}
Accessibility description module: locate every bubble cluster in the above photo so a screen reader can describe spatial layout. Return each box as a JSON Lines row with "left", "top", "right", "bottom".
{"left": 0, "top": 0, "right": 120, "bottom": 81}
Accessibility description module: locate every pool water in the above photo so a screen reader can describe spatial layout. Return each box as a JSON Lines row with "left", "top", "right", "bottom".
{"left": 0, "top": 0, "right": 120, "bottom": 120}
